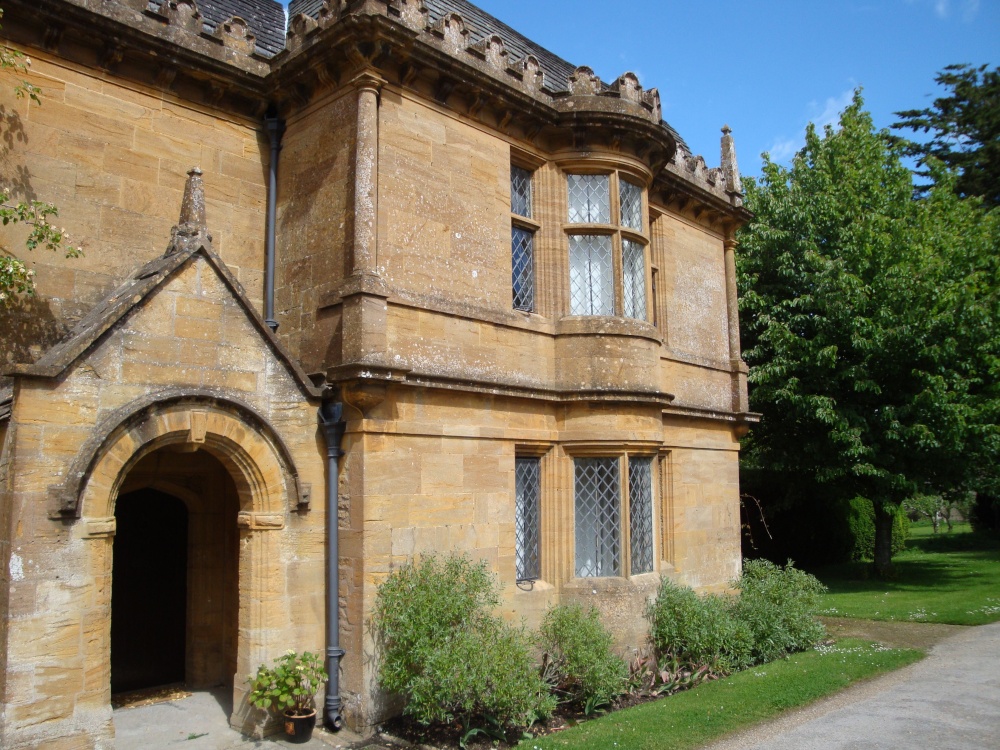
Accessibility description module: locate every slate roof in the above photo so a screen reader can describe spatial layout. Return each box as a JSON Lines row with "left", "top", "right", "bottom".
{"left": 149, "top": 0, "right": 286, "bottom": 58}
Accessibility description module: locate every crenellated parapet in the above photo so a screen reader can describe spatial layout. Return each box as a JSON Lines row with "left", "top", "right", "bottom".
{"left": 0, "top": 0, "right": 745, "bottom": 220}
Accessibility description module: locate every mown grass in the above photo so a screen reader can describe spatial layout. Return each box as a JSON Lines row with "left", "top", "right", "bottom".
{"left": 525, "top": 639, "right": 921, "bottom": 750}
{"left": 814, "top": 522, "right": 1000, "bottom": 625}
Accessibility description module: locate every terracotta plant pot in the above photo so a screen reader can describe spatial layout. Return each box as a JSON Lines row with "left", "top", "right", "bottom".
{"left": 283, "top": 708, "right": 317, "bottom": 743}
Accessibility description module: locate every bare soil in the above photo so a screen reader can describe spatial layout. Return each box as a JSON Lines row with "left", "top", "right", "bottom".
{"left": 818, "top": 616, "right": 965, "bottom": 650}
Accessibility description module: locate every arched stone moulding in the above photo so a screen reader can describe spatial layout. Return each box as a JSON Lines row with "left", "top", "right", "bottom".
{"left": 48, "top": 389, "right": 306, "bottom": 523}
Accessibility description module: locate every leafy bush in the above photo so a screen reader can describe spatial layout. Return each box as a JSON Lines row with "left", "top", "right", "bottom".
{"left": 538, "top": 603, "right": 628, "bottom": 708}
{"left": 848, "top": 497, "right": 909, "bottom": 560}
{"left": 731, "top": 559, "right": 827, "bottom": 664}
{"left": 648, "top": 562, "right": 826, "bottom": 675}
{"left": 646, "top": 579, "right": 751, "bottom": 673}
{"left": 970, "top": 493, "right": 1000, "bottom": 534}
{"left": 372, "top": 554, "right": 554, "bottom": 729}
{"left": 247, "top": 650, "right": 327, "bottom": 717}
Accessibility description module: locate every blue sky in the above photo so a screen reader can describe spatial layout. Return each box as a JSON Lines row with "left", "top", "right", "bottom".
{"left": 465, "top": 0, "right": 999, "bottom": 177}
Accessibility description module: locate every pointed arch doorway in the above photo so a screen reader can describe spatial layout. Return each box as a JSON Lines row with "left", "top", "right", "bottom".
{"left": 111, "top": 447, "right": 240, "bottom": 696}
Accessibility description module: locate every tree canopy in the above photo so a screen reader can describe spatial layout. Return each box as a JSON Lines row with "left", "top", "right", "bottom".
{"left": 893, "top": 63, "right": 1000, "bottom": 207}
{"left": 738, "top": 91, "right": 1000, "bottom": 574}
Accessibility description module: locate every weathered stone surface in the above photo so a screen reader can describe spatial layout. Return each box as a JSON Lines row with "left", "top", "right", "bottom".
{"left": 0, "top": 0, "right": 754, "bottom": 744}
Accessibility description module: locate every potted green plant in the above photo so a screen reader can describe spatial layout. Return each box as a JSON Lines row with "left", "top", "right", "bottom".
{"left": 248, "top": 650, "right": 327, "bottom": 743}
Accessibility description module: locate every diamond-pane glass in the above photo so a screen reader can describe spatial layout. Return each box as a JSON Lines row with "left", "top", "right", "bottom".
{"left": 512, "top": 227, "right": 535, "bottom": 312}
{"left": 629, "top": 457, "right": 654, "bottom": 574}
{"left": 622, "top": 240, "right": 647, "bottom": 320}
{"left": 511, "top": 166, "right": 532, "bottom": 218}
{"left": 569, "top": 235, "right": 613, "bottom": 315}
{"left": 568, "top": 174, "right": 611, "bottom": 223}
{"left": 575, "top": 458, "right": 621, "bottom": 577}
{"left": 515, "top": 457, "right": 541, "bottom": 581}
{"left": 620, "top": 179, "right": 643, "bottom": 230}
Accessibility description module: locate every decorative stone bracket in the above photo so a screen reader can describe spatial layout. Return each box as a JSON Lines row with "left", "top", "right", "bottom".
{"left": 237, "top": 511, "right": 285, "bottom": 531}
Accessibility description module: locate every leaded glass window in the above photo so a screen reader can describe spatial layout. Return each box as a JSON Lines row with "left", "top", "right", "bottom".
{"left": 622, "top": 240, "right": 647, "bottom": 320}
{"left": 629, "top": 457, "right": 654, "bottom": 574}
{"left": 511, "top": 166, "right": 532, "bottom": 218}
{"left": 568, "top": 174, "right": 611, "bottom": 224}
{"left": 511, "top": 166, "right": 536, "bottom": 312}
{"left": 575, "top": 458, "right": 621, "bottom": 577}
{"left": 620, "top": 179, "right": 643, "bottom": 231}
{"left": 512, "top": 227, "right": 535, "bottom": 312}
{"left": 515, "top": 457, "right": 541, "bottom": 581}
{"left": 569, "top": 235, "right": 613, "bottom": 315}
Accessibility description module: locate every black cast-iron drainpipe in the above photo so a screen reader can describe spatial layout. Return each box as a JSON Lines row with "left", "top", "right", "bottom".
{"left": 318, "top": 400, "right": 347, "bottom": 731}
{"left": 263, "top": 110, "right": 285, "bottom": 333}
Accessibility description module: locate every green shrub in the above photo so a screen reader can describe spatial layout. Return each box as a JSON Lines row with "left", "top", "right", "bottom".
{"left": 646, "top": 579, "right": 751, "bottom": 674}
{"left": 372, "top": 554, "right": 554, "bottom": 728}
{"left": 538, "top": 603, "right": 628, "bottom": 707}
{"left": 731, "top": 559, "right": 827, "bottom": 664}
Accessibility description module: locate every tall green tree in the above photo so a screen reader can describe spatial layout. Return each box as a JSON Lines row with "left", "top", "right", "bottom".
{"left": 893, "top": 64, "right": 1000, "bottom": 207}
{"left": 738, "top": 91, "right": 1000, "bottom": 576}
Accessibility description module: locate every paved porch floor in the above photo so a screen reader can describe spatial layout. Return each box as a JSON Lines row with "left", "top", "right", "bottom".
{"left": 113, "top": 689, "right": 380, "bottom": 750}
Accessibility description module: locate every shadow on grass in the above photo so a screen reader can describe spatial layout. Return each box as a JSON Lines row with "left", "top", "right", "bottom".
{"left": 811, "top": 531, "right": 1000, "bottom": 594}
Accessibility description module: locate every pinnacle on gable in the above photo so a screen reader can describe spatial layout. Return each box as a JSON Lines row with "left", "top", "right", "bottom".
{"left": 165, "top": 167, "right": 213, "bottom": 256}
{"left": 721, "top": 124, "right": 744, "bottom": 203}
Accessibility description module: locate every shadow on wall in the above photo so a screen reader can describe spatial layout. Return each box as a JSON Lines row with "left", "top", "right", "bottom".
{"left": 0, "top": 293, "right": 66, "bottom": 375}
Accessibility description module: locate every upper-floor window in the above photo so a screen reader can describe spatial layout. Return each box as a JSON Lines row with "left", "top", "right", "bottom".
{"left": 567, "top": 172, "right": 648, "bottom": 321}
{"left": 511, "top": 165, "right": 538, "bottom": 313}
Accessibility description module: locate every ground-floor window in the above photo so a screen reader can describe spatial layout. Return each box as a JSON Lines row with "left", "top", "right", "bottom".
{"left": 515, "top": 456, "right": 541, "bottom": 581}
{"left": 574, "top": 455, "right": 654, "bottom": 577}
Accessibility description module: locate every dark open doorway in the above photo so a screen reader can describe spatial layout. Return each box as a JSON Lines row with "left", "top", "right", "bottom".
{"left": 111, "top": 448, "right": 241, "bottom": 698}
{"left": 111, "top": 488, "right": 188, "bottom": 693}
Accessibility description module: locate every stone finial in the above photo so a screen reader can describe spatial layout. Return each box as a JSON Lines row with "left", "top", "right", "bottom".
{"left": 161, "top": 0, "right": 202, "bottom": 34}
{"left": 287, "top": 13, "right": 319, "bottom": 51}
{"left": 612, "top": 72, "right": 641, "bottom": 103}
{"left": 721, "top": 124, "right": 743, "bottom": 199}
{"left": 166, "top": 167, "right": 212, "bottom": 255}
{"left": 568, "top": 66, "right": 601, "bottom": 96}
{"left": 469, "top": 34, "right": 507, "bottom": 71}
{"left": 513, "top": 55, "right": 543, "bottom": 92}
{"left": 318, "top": 0, "right": 345, "bottom": 28}
{"left": 431, "top": 13, "right": 469, "bottom": 54}
{"left": 395, "top": 0, "right": 428, "bottom": 30}
{"left": 643, "top": 87, "right": 662, "bottom": 121}
{"left": 215, "top": 16, "right": 256, "bottom": 56}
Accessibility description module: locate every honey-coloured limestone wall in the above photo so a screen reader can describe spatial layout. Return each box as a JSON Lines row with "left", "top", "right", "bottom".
{"left": 0, "top": 254, "right": 330, "bottom": 749}
{"left": 343, "top": 385, "right": 743, "bottom": 727}
{"left": 0, "top": 43, "right": 268, "bottom": 372}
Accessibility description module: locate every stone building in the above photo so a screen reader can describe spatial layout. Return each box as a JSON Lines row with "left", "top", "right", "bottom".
{"left": 0, "top": 0, "right": 755, "bottom": 746}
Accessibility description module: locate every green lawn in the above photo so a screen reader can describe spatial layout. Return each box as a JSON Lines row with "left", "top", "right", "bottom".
{"left": 814, "top": 522, "right": 1000, "bottom": 625}
{"left": 526, "top": 640, "right": 921, "bottom": 750}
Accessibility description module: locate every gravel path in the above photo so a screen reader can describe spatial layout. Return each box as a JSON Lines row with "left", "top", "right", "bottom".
{"left": 700, "top": 620, "right": 1000, "bottom": 750}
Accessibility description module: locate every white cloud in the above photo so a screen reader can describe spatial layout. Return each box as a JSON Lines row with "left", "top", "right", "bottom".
{"left": 764, "top": 88, "right": 856, "bottom": 166}
{"left": 808, "top": 88, "right": 856, "bottom": 132}
{"left": 910, "top": 0, "right": 978, "bottom": 20}
{"left": 766, "top": 137, "right": 798, "bottom": 163}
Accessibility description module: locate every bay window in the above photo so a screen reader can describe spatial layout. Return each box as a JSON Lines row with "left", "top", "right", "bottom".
{"left": 567, "top": 171, "right": 649, "bottom": 321}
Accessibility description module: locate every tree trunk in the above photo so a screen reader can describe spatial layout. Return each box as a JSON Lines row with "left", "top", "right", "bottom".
{"left": 872, "top": 502, "right": 896, "bottom": 578}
